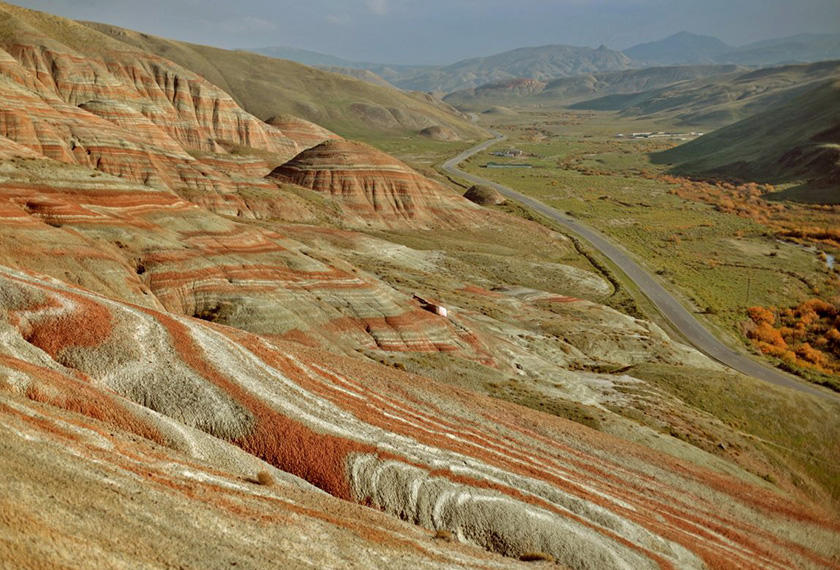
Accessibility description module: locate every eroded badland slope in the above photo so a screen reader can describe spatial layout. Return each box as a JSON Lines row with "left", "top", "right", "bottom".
{"left": 0, "top": 3, "right": 839, "bottom": 568}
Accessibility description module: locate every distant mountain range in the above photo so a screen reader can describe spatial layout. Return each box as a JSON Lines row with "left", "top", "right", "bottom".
{"left": 624, "top": 32, "right": 732, "bottom": 65}
{"left": 387, "top": 44, "right": 634, "bottom": 93}
{"left": 443, "top": 64, "right": 744, "bottom": 110}
{"left": 252, "top": 32, "right": 840, "bottom": 94}
{"left": 445, "top": 59, "right": 840, "bottom": 131}
{"left": 252, "top": 44, "right": 633, "bottom": 93}
{"left": 624, "top": 31, "right": 840, "bottom": 67}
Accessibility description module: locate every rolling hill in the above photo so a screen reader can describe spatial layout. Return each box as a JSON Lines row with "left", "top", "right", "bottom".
{"left": 82, "top": 22, "right": 486, "bottom": 142}
{"left": 572, "top": 60, "right": 840, "bottom": 127}
{"left": 654, "top": 79, "right": 840, "bottom": 201}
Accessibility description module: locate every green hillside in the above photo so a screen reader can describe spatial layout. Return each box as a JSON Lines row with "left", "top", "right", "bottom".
{"left": 654, "top": 79, "right": 840, "bottom": 202}
{"left": 573, "top": 60, "right": 840, "bottom": 127}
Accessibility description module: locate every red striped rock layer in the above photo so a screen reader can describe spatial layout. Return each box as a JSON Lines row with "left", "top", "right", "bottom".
{"left": 0, "top": 160, "right": 482, "bottom": 356}
{"left": 0, "top": 59, "right": 279, "bottom": 209}
{"left": 269, "top": 139, "right": 483, "bottom": 229}
{"left": 0, "top": 2, "right": 337, "bottom": 213}
{"left": 0, "top": 382, "right": 516, "bottom": 568}
{"left": 0, "top": 2, "right": 482, "bottom": 232}
{"left": 1, "top": 265, "right": 838, "bottom": 569}
{"left": 0, "top": 3, "right": 298, "bottom": 156}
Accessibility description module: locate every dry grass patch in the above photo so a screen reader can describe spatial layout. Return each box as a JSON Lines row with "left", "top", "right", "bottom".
{"left": 520, "top": 551, "right": 555, "bottom": 563}
{"left": 432, "top": 529, "right": 454, "bottom": 542}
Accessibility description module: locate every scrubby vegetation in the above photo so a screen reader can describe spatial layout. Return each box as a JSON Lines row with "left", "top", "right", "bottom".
{"left": 664, "top": 175, "right": 840, "bottom": 249}
{"left": 456, "top": 109, "right": 839, "bottom": 388}
{"left": 746, "top": 300, "right": 840, "bottom": 390}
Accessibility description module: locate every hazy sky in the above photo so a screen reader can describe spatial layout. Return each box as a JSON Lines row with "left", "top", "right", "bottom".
{"left": 14, "top": 0, "right": 840, "bottom": 65}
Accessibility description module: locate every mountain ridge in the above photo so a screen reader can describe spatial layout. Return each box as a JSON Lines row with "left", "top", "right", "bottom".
{"left": 570, "top": 60, "right": 840, "bottom": 127}
{"left": 250, "top": 32, "right": 840, "bottom": 96}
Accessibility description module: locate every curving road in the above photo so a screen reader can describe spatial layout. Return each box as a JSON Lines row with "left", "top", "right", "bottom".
{"left": 443, "top": 133, "right": 838, "bottom": 401}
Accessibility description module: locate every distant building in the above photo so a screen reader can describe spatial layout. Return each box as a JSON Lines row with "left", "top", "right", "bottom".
{"left": 413, "top": 294, "right": 448, "bottom": 318}
{"left": 490, "top": 148, "right": 524, "bottom": 158}
{"left": 483, "top": 162, "right": 533, "bottom": 169}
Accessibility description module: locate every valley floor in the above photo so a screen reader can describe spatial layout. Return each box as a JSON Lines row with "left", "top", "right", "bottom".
{"left": 441, "top": 109, "right": 840, "bottom": 392}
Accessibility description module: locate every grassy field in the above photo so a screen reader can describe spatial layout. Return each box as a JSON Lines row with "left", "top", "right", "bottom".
{"left": 453, "top": 109, "right": 839, "bottom": 383}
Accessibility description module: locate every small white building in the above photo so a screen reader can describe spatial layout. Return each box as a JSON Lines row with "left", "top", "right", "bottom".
{"left": 413, "top": 294, "right": 448, "bottom": 318}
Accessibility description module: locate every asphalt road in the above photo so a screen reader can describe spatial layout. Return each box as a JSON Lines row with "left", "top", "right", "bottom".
{"left": 443, "top": 133, "right": 838, "bottom": 402}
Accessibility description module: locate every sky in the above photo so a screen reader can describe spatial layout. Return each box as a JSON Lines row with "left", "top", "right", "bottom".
{"left": 14, "top": 0, "right": 840, "bottom": 65}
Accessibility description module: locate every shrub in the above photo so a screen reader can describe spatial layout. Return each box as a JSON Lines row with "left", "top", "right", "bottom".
{"left": 256, "top": 470, "right": 275, "bottom": 486}
{"left": 747, "top": 322, "right": 786, "bottom": 348}
{"left": 748, "top": 306, "right": 775, "bottom": 325}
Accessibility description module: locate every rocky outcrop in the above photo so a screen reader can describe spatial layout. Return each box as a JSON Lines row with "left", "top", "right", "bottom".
{"left": 464, "top": 184, "right": 507, "bottom": 205}
{"left": 0, "top": 4, "right": 298, "bottom": 153}
{"left": 0, "top": 155, "right": 485, "bottom": 358}
{"left": 268, "top": 139, "right": 482, "bottom": 228}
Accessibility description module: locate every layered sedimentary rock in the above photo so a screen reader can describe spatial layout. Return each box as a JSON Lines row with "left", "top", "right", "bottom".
{"left": 265, "top": 114, "right": 341, "bottom": 147}
{"left": 2, "top": 266, "right": 839, "bottom": 569}
{"left": 268, "top": 139, "right": 482, "bottom": 229}
{"left": 0, "top": 1, "right": 316, "bottom": 207}
{"left": 2, "top": 4, "right": 840, "bottom": 568}
{"left": 0, "top": 375, "right": 515, "bottom": 569}
{"left": 0, "top": 154, "right": 488, "bottom": 359}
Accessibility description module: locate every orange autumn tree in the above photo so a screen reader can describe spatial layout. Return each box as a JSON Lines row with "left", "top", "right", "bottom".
{"left": 746, "top": 300, "right": 840, "bottom": 375}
